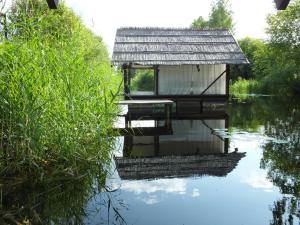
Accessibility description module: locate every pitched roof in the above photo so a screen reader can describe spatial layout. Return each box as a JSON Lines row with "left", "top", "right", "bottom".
{"left": 112, "top": 27, "right": 249, "bottom": 66}
{"left": 115, "top": 152, "right": 246, "bottom": 180}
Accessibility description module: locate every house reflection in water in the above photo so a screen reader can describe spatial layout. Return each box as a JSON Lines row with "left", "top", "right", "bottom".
{"left": 115, "top": 112, "right": 245, "bottom": 180}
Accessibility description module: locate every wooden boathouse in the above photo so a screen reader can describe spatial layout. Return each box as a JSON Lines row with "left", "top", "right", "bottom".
{"left": 112, "top": 27, "right": 248, "bottom": 107}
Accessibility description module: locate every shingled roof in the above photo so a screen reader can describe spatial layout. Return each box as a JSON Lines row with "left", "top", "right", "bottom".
{"left": 115, "top": 152, "right": 246, "bottom": 180}
{"left": 112, "top": 27, "right": 249, "bottom": 66}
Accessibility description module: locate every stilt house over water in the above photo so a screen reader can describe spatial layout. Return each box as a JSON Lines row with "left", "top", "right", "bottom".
{"left": 112, "top": 27, "right": 248, "bottom": 105}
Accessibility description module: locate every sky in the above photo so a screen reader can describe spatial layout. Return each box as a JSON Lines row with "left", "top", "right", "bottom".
{"left": 3, "top": 0, "right": 277, "bottom": 53}
{"left": 64, "top": 0, "right": 277, "bottom": 54}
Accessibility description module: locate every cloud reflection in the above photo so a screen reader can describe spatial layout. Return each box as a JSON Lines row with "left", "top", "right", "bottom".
{"left": 138, "top": 195, "right": 160, "bottom": 205}
{"left": 121, "top": 178, "right": 187, "bottom": 194}
{"left": 241, "top": 172, "right": 273, "bottom": 192}
{"left": 191, "top": 188, "right": 200, "bottom": 197}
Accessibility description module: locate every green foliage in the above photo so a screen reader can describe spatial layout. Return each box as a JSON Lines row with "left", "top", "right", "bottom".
{"left": 131, "top": 69, "right": 154, "bottom": 92}
{"left": 230, "top": 0, "right": 300, "bottom": 96}
{"left": 191, "top": 16, "right": 208, "bottom": 29}
{"left": 267, "top": 0, "right": 300, "bottom": 48}
{"left": 208, "top": 0, "right": 234, "bottom": 32}
{"left": 0, "top": 0, "right": 121, "bottom": 176}
{"left": 191, "top": 0, "right": 234, "bottom": 32}
{"left": 255, "top": 0, "right": 300, "bottom": 95}
{"left": 229, "top": 79, "right": 259, "bottom": 97}
{"left": 230, "top": 37, "right": 267, "bottom": 81}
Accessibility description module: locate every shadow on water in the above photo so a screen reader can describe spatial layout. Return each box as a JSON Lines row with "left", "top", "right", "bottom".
{"left": 1, "top": 96, "right": 300, "bottom": 224}
{"left": 0, "top": 159, "right": 127, "bottom": 224}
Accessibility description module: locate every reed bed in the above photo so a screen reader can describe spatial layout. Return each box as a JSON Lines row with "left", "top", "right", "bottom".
{"left": 0, "top": 0, "right": 121, "bottom": 177}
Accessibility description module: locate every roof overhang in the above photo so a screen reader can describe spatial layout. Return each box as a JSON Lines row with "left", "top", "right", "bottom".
{"left": 46, "top": 0, "right": 59, "bottom": 9}
{"left": 274, "top": 0, "right": 290, "bottom": 10}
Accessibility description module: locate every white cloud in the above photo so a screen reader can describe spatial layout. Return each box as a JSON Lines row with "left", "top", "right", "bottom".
{"left": 241, "top": 172, "right": 273, "bottom": 192}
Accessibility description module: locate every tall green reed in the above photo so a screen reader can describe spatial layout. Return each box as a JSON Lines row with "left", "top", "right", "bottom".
{"left": 0, "top": 0, "right": 121, "bottom": 176}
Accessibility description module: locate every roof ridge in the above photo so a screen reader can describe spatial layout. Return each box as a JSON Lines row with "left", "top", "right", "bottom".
{"left": 117, "top": 27, "right": 229, "bottom": 31}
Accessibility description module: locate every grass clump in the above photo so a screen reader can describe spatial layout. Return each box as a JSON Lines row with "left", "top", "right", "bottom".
{"left": 230, "top": 79, "right": 259, "bottom": 98}
{"left": 0, "top": 0, "right": 121, "bottom": 177}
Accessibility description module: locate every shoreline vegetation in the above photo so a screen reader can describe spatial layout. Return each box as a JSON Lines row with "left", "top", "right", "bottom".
{"left": 0, "top": 0, "right": 121, "bottom": 178}
{"left": 0, "top": 1, "right": 122, "bottom": 223}
{"left": 230, "top": 0, "right": 300, "bottom": 98}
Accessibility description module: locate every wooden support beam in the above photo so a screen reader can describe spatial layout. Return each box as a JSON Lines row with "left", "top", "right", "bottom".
{"left": 154, "top": 135, "right": 159, "bottom": 156}
{"left": 164, "top": 104, "right": 172, "bottom": 129}
{"left": 128, "top": 63, "right": 132, "bottom": 91}
{"left": 224, "top": 115, "right": 229, "bottom": 154}
{"left": 122, "top": 64, "right": 130, "bottom": 99}
{"left": 226, "top": 65, "right": 230, "bottom": 98}
{"left": 46, "top": 0, "right": 59, "bottom": 9}
{"left": 130, "top": 65, "right": 155, "bottom": 69}
{"left": 154, "top": 65, "right": 159, "bottom": 96}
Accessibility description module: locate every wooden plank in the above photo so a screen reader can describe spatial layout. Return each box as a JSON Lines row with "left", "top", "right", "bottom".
{"left": 154, "top": 66, "right": 159, "bottom": 96}
{"left": 122, "top": 64, "right": 130, "bottom": 99}
{"left": 124, "top": 94, "right": 227, "bottom": 99}
{"left": 123, "top": 112, "right": 228, "bottom": 120}
{"left": 119, "top": 100, "right": 173, "bottom": 105}
{"left": 226, "top": 64, "right": 230, "bottom": 97}
{"left": 113, "top": 127, "right": 173, "bottom": 136}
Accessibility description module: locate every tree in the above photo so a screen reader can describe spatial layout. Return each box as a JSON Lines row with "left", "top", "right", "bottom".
{"left": 208, "top": 0, "right": 234, "bottom": 32}
{"left": 267, "top": 0, "right": 300, "bottom": 48}
{"left": 230, "top": 37, "right": 266, "bottom": 80}
{"left": 191, "top": 0, "right": 234, "bottom": 32}
{"left": 256, "top": 0, "right": 300, "bottom": 95}
{"left": 191, "top": 16, "right": 209, "bottom": 29}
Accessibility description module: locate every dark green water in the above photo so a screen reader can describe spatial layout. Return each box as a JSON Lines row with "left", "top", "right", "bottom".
{"left": 1, "top": 96, "right": 300, "bottom": 225}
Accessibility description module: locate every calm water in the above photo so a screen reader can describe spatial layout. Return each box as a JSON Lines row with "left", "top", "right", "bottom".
{"left": 2, "top": 96, "right": 300, "bottom": 225}
{"left": 87, "top": 96, "right": 300, "bottom": 225}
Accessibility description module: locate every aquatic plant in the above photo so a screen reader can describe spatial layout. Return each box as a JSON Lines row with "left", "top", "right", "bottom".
{"left": 229, "top": 79, "right": 259, "bottom": 99}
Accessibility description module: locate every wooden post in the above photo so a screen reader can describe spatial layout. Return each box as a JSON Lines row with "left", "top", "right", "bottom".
{"left": 128, "top": 63, "right": 132, "bottom": 92}
{"left": 224, "top": 114, "right": 229, "bottom": 154}
{"left": 165, "top": 104, "right": 172, "bottom": 129}
{"left": 122, "top": 64, "right": 129, "bottom": 99}
{"left": 154, "top": 66, "right": 159, "bottom": 96}
{"left": 200, "top": 100, "right": 203, "bottom": 113}
{"left": 176, "top": 97, "right": 179, "bottom": 115}
{"left": 226, "top": 64, "right": 230, "bottom": 98}
{"left": 124, "top": 136, "right": 133, "bottom": 157}
{"left": 154, "top": 135, "right": 159, "bottom": 156}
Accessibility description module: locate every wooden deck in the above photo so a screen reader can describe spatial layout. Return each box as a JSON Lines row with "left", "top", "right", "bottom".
{"left": 119, "top": 100, "right": 173, "bottom": 105}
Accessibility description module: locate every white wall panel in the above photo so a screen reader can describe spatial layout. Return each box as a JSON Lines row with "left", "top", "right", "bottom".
{"left": 158, "top": 64, "right": 226, "bottom": 95}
